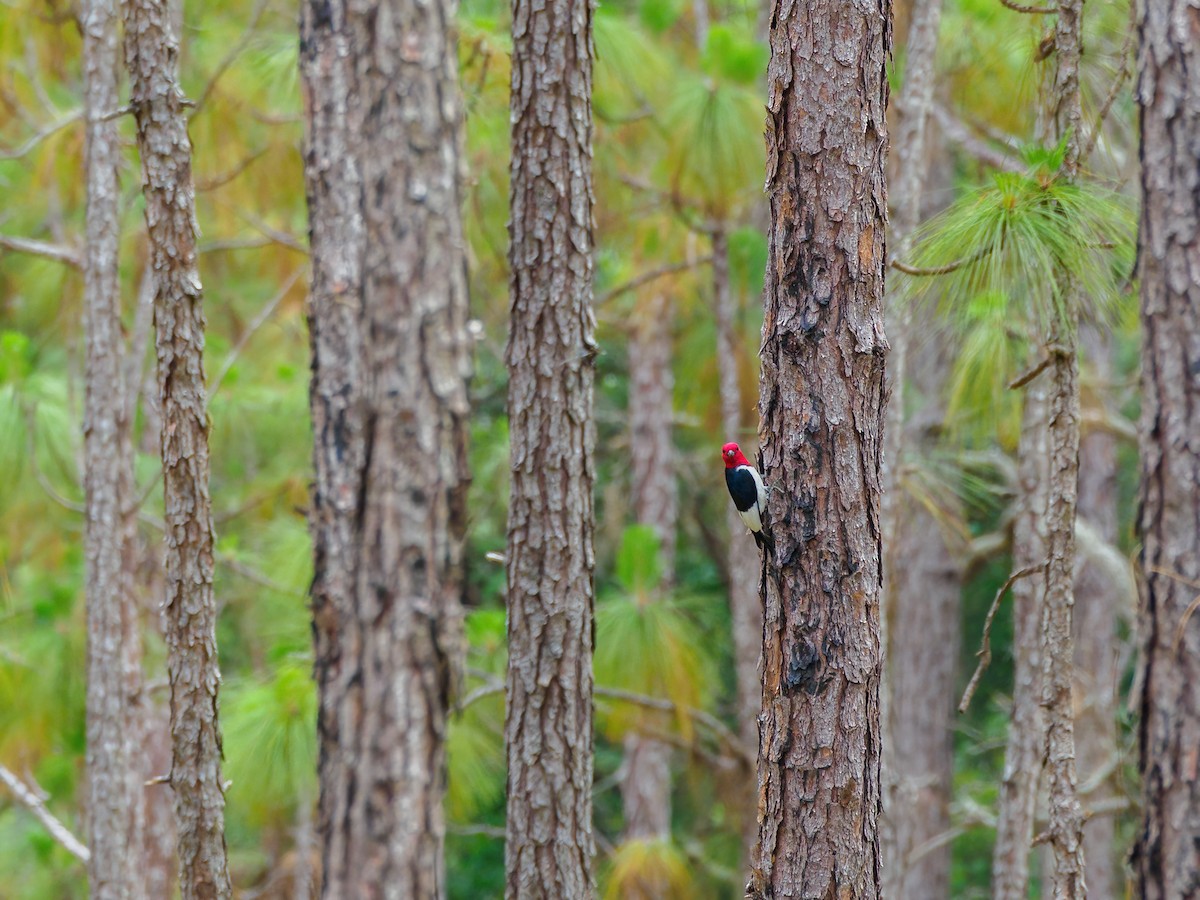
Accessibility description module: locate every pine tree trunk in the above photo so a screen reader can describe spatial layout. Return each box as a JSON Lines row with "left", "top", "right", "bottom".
{"left": 622, "top": 293, "right": 677, "bottom": 841}
{"left": 750, "top": 0, "right": 890, "bottom": 893}
{"left": 504, "top": 0, "right": 597, "bottom": 889}
{"left": 879, "top": 0, "right": 946, "bottom": 893}
{"left": 124, "top": 1, "right": 231, "bottom": 895}
{"left": 992, "top": 384, "right": 1048, "bottom": 900}
{"left": 83, "top": 0, "right": 143, "bottom": 894}
{"left": 1073, "top": 327, "right": 1118, "bottom": 900}
{"left": 1133, "top": 0, "right": 1200, "bottom": 893}
{"left": 1039, "top": 4, "right": 1087, "bottom": 892}
{"left": 300, "top": 0, "right": 472, "bottom": 894}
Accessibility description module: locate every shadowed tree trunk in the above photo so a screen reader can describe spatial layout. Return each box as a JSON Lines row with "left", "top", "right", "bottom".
{"left": 622, "top": 292, "right": 676, "bottom": 841}
{"left": 83, "top": 0, "right": 143, "bottom": 894}
{"left": 300, "top": 0, "right": 472, "bottom": 894}
{"left": 124, "top": 0, "right": 231, "bottom": 895}
{"left": 504, "top": 0, "right": 597, "bottom": 889}
{"left": 879, "top": 0, "right": 948, "bottom": 894}
{"left": 993, "top": 383, "right": 1048, "bottom": 900}
{"left": 749, "top": 0, "right": 890, "bottom": 893}
{"left": 1072, "top": 329, "right": 1118, "bottom": 900}
{"left": 1133, "top": 0, "right": 1200, "bottom": 894}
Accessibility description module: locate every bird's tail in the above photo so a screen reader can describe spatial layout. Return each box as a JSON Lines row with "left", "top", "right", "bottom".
{"left": 753, "top": 528, "right": 775, "bottom": 554}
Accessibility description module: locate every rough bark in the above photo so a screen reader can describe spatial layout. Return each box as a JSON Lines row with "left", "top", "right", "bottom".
{"left": 992, "top": 384, "right": 1048, "bottom": 900}
{"left": 1039, "top": 4, "right": 1087, "bottom": 893}
{"left": 622, "top": 293, "right": 676, "bottom": 841}
{"left": 879, "top": 0, "right": 945, "bottom": 893}
{"left": 123, "top": 1, "right": 231, "bottom": 896}
{"left": 82, "top": 0, "right": 144, "bottom": 895}
{"left": 713, "top": 228, "right": 761, "bottom": 758}
{"left": 503, "top": 0, "right": 597, "bottom": 890}
{"left": 1072, "top": 328, "right": 1118, "bottom": 900}
{"left": 1132, "top": 0, "right": 1200, "bottom": 894}
{"left": 749, "top": 0, "right": 890, "bottom": 893}
{"left": 300, "top": 0, "right": 472, "bottom": 895}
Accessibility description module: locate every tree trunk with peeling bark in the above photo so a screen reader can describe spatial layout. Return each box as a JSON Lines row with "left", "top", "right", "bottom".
{"left": 992, "top": 384, "right": 1048, "bottom": 900}
{"left": 1133, "top": 0, "right": 1200, "bottom": 894}
{"left": 83, "top": 0, "right": 144, "bottom": 894}
{"left": 749, "top": 0, "right": 890, "bottom": 893}
{"left": 504, "top": 0, "right": 597, "bottom": 890}
{"left": 300, "top": 0, "right": 472, "bottom": 894}
{"left": 124, "top": 0, "right": 231, "bottom": 895}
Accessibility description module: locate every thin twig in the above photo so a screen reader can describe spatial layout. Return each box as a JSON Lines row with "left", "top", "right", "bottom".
{"left": 958, "top": 564, "right": 1045, "bottom": 713}
{"left": 1009, "top": 354, "right": 1055, "bottom": 389}
{"left": 598, "top": 256, "right": 714, "bottom": 305}
{"left": 0, "top": 109, "right": 82, "bottom": 160}
{"left": 210, "top": 267, "right": 304, "bottom": 398}
{"left": 890, "top": 249, "right": 985, "bottom": 277}
{"left": 0, "top": 764, "right": 90, "bottom": 863}
{"left": 930, "top": 103, "right": 1023, "bottom": 173}
{"left": 235, "top": 210, "right": 309, "bottom": 255}
{"left": 1081, "top": 2, "right": 1136, "bottom": 165}
{"left": 191, "top": 0, "right": 271, "bottom": 116}
{"left": 0, "top": 234, "right": 82, "bottom": 268}
{"left": 999, "top": 0, "right": 1056, "bottom": 13}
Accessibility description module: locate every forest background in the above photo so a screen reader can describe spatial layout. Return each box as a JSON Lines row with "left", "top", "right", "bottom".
{"left": 0, "top": 0, "right": 1143, "bottom": 896}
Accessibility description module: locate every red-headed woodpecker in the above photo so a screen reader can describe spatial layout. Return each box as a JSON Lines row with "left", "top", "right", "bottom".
{"left": 722, "top": 442, "right": 773, "bottom": 552}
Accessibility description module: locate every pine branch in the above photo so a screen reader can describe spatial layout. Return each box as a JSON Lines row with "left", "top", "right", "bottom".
{"left": 931, "top": 103, "right": 1023, "bottom": 173}
{"left": 0, "top": 110, "right": 82, "bottom": 160}
{"left": 999, "top": 0, "right": 1056, "bottom": 14}
{"left": 0, "top": 234, "right": 82, "bottom": 268}
{"left": 958, "top": 563, "right": 1046, "bottom": 713}
{"left": 0, "top": 764, "right": 90, "bottom": 863}
{"left": 598, "top": 256, "right": 714, "bottom": 305}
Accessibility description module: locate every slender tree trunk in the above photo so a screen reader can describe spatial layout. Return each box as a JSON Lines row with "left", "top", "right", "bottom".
{"left": 83, "top": 0, "right": 143, "bottom": 894}
{"left": 504, "top": 0, "right": 597, "bottom": 889}
{"left": 1039, "top": 4, "right": 1087, "bottom": 893}
{"left": 879, "top": 0, "right": 946, "bottom": 893}
{"left": 1072, "top": 328, "right": 1118, "bottom": 900}
{"left": 622, "top": 293, "right": 676, "bottom": 841}
{"left": 1133, "top": 0, "right": 1200, "bottom": 894}
{"left": 992, "top": 384, "right": 1048, "bottom": 900}
{"left": 713, "top": 228, "right": 761, "bottom": 758}
{"left": 124, "top": 1, "right": 231, "bottom": 896}
{"left": 300, "top": 0, "right": 472, "bottom": 895}
{"left": 750, "top": 0, "right": 890, "bottom": 893}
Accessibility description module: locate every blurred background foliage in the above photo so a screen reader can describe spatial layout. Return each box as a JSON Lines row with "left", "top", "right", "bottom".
{"left": 0, "top": 0, "right": 1140, "bottom": 895}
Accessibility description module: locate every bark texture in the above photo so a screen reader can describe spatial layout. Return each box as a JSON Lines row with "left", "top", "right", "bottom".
{"left": 1133, "top": 1, "right": 1200, "bottom": 894}
{"left": 750, "top": 0, "right": 890, "bottom": 893}
{"left": 504, "top": 0, "right": 597, "bottom": 890}
{"left": 879, "top": 0, "right": 946, "bottom": 893}
{"left": 83, "top": 0, "right": 143, "bottom": 894}
{"left": 1039, "top": 5, "right": 1087, "bottom": 893}
{"left": 300, "top": 0, "right": 472, "bottom": 895}
{"left": 124, "top": 1, "right": 231, "bottom": 896}
{"left": 622, "top": 292, "right": 676, "bottom": 841}
{"left": 992, "top": 385, "right": 1048, "bottom": 900}
{"left": 1072, "top": 328, "right": 1118, "bottom": 900}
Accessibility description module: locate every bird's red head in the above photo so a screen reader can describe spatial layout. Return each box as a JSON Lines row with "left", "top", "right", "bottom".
{"left": 722, "top": 442, "right": 751, "bottom": 469}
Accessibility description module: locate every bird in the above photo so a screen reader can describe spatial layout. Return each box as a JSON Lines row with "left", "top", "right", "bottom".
{"left": 721, "top": 442, "right": 773, "bottom": 552}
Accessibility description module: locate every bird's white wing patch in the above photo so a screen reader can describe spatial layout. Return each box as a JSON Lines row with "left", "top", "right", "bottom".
{"left": 738, "top": 504, "right": 763, "bottom": 533}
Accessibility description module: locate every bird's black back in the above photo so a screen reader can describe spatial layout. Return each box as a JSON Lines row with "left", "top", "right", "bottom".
{"left": 725, "top": 467, "right": 760, "bottom": 513}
